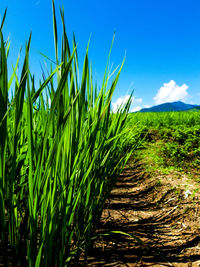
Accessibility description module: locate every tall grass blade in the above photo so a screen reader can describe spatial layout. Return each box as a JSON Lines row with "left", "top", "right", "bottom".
{"left": 0, "top": 9, "right": 7, "bottom": 32}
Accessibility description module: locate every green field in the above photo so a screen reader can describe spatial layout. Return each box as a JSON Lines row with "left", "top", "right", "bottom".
{"left": 1, "top": 3, "right": 200, "bottom": 267}
{"left": 128, "top": 111, "right": 200, "bottom": 175}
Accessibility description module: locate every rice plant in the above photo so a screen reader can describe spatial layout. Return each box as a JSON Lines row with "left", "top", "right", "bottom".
{"left": 0, "top": 1, "right": 135, "bottom": 266}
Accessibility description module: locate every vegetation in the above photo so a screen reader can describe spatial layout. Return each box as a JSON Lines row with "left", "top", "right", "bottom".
{"left": 128, "top": 110, "right": 200, "bottom": 128}
{"left": 1, "top": 2, "right": 200, "bottom": 266}
{"left": 0, "top": 3, "right": 138, "bottom": 266}
{"left": 128, "top": 111, "right": 200, "bottom": 177}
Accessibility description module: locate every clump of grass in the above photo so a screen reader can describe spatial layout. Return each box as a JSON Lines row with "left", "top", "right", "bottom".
{"left": 0, "top": 2, "right": 135, "bottom": 266}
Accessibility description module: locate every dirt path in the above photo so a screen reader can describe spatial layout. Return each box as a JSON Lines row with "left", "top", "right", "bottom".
{"left": 85, "top": 152, "right": 200, "bottom": 266}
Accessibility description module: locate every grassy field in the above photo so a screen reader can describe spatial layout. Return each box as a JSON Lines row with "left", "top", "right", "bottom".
{"left": 128, "top": 111, "right": 200, "bottom": 176}
{"left": 1, "top": 2, "right": 200, "bottom": 267}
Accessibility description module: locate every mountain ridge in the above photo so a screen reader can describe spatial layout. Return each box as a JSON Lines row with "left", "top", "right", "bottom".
{"left": 138, "top": 101, "right": 200, "bottom": 113}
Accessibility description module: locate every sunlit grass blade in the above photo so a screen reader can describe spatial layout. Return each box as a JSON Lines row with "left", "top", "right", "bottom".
{"left": 0, "top": 30, "right": 8, "bottom": 266}
{"left": 52, "top": 0, "right": 58, "bottom": 65}
{"left": 0, "top": 8, "right": 7, "bottom": 32}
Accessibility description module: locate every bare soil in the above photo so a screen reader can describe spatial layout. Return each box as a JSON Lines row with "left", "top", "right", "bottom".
{"left": 85, "top": 149, "right": 200, "bottom": 266}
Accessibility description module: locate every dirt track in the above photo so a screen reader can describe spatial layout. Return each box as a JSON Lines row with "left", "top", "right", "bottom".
{"left": 85, "top": 156, "right": 200, "bottom": 266}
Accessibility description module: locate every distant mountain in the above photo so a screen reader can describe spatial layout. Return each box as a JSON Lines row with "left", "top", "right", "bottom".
{"left": 139, "top": 101, "right": 200, "bottom": 113}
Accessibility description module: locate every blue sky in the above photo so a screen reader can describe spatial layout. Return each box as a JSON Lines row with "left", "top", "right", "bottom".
{"left": 1, "top": 0, "right": 200, "bottom": 111}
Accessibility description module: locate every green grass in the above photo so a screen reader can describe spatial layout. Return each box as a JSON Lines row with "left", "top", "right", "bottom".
{"left": 128, "top": 110, "right": 200, "bottom": 128}
{"left": 129, "top": 111, "right": 200, "bottom": 178}
{"left": 0, "top": 2, "right": 137, "bottom": 266}
{"left": 1, "top": 2, "right": 200, "bottom": 266}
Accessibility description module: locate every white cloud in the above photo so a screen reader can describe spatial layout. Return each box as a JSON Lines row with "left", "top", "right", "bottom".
{"left": 144, "top": 105, "right": 150, "bottom": 108}
{"left": 112, "top": 95, "right": 143, "bottom": 113}
{"left": 131, "top": 106, "right": 142, "bottom": 112}
{"left": 112, "top": 95, "right": 130, "bottom": 113}
{"left": 154, "top": 80, "right": 189, "bottom": 105}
